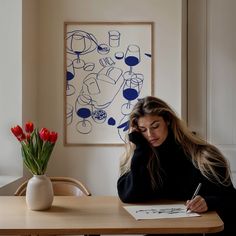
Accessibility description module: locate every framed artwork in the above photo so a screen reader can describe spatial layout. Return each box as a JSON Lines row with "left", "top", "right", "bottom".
{"left": 64, "top": 22, "right": 154, "bottom": 145}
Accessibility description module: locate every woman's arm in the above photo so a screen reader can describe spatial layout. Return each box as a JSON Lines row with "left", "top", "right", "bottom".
{"left": 117, "top": 131, "right": 155, "bottom": 203}
{"left": 203, "top": 181, "right": 236, "bottom": 211}
{"left": 185, "top": 177, "right": 236, "bottom": 215}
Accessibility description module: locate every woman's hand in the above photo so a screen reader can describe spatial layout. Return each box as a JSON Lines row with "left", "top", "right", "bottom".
{"left": 129, "top": 126, "right": 139, "bottom": 134}
{"left": 186, "top": 195, "right": 208, "bottom": 213}
{"left": 128, "top": 129, "right": 150, "bottom": 149}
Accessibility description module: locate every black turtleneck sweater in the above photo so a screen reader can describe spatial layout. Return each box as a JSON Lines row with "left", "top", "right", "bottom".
{"left": 117, "top": 131, "right": 236, "bottom": 235}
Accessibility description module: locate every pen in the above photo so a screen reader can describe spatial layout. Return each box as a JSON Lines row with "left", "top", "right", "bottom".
{"left": 191, "top": 183, "right": 202, "bottom": 200}
{"left": 186, "top": 183, "right": 202, "bottom": 212}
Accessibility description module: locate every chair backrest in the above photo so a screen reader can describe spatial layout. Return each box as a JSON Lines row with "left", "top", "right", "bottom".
{"left": 14, "top": 176, "right": 91, "bottom": 197}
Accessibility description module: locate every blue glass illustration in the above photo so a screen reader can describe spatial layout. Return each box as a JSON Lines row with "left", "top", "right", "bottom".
{"left": 121, "top": 74, "right": 144, "bottom": 115}
{"left": 77, "top": 108, "right": 91, "bottom": 118}
{"left": 75, "top": 96, "right": 93, "bottom": 134}
{"left": 66, "top": 59, "right": 75, "bottom": 96}
{"left": 123, "top": 88, "right": 139, "bottom": 101}
{"left": 124, "top": 44, "right": 140, "bottom": 80}
{"left": 71, "top": 33, "right": 86, "bottom": 69}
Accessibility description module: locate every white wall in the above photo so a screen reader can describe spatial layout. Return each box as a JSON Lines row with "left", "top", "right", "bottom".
{"left": 0, "top": 0, "right": 185, "bottom": 195}
{"left": 22, "top": 0, "right": 39, "bottom": 128}
{"left": 0, "top": 0, "right": 41, "bottom": 194}
{"left": 188, "top": 0, "right": 236, "bottom": 186}
{"left": 0, "top": 0, "right": 22, "bottom": 179}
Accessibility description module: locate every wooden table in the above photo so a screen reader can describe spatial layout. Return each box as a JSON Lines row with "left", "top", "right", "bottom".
{"left": 0, "top": 196, "right": 224, "bottom": 235}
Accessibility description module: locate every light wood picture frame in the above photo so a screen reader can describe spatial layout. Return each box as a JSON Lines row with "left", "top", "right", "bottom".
{"left": 64, "top": 22, "right": 154, "bottom": 146}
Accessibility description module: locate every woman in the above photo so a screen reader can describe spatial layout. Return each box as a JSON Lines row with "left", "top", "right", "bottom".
{"left": 117, "top": 96, "right": 236, "bottom": 235}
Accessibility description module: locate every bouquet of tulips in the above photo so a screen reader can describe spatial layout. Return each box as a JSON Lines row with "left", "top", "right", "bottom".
{"left": 11, "top": 122, "right": 58, "bottom": 175}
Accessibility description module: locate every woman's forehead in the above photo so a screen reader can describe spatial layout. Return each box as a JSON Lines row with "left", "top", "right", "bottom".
{"left": 138, "top": 115, "right": 164, "bottom": 126}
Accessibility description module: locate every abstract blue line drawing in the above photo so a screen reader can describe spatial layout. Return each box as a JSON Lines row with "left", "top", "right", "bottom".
{"left": 64, "top": 22, "right": 153, "bottom": 145}
{"left": 124, "top": 44, "right": 140, "bottom": 79}
{"left": 108, "top": 30, "right": 121, "bottom": 47}
{"left": 78, "top": 66, "right": 124, "bottom": 109}
{"left": 66, "top": 59, "right": 76, "bottom": 96}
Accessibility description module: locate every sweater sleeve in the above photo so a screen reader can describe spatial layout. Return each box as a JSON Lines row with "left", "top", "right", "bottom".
{"left": 203, "top": 176, "right": 236, "bottom": 212}
{"left": 197, "top": 164, "right": 236, "bottom": 214}
{"left": 200, "top": 177, "right": 236, "bottom": 234}
{"left": 117, "top": 131, "right": 155, "bottom": 203}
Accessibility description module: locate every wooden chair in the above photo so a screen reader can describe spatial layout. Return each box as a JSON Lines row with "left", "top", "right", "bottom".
{"left": 14, "top": 176, "right": 94, "bottom": 236}
{"left": 14, "top": 176, "right": 91, "bottom": 196}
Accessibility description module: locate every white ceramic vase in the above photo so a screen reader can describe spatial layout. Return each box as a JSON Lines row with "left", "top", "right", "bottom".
{"left": 26, "top": 175, "right": 54, "bottom": 211}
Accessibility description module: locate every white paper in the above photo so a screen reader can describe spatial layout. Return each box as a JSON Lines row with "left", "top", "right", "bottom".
{"left": 123, "top": 204, "right": 200, "bottom": 220}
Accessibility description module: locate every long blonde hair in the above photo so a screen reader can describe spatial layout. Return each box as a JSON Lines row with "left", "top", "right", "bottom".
{"left": 120, "top": 96, "right": 231, "bottom": 189}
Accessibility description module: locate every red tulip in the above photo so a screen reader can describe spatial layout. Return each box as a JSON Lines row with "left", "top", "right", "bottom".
{"left": 11, "top": 125, "right": 23, "bottom": 138}
{"left": 18, "top": 133, "right": 26, "bottom": 142}
{"left": 11, "top": 122, "right": 58, "bottom": 175}
{"left": 39, "top": 128, "right": 50, "bottom": 141}
{"left": 25, "top": 122, "right": 34, "bottom": 133}
{"left": 49, "top": 132, "right": 58, "bottom": 143}
{"left": 26, "top": 133, "right": 31, "bottom": 141}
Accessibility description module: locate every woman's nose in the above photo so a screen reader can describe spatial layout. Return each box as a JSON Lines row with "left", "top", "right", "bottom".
{"left": 147, "top": 128, "right": 154, "bottom": 137}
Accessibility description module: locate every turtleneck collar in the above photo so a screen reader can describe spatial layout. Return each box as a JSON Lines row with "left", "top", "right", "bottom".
{"left": 155, "top": 130, "right": 178, "bottom": 151}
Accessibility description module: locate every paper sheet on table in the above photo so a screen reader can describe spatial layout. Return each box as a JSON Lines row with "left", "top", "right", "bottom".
{"left": 123, "top": 204, "right": 200, "bottom": 220}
